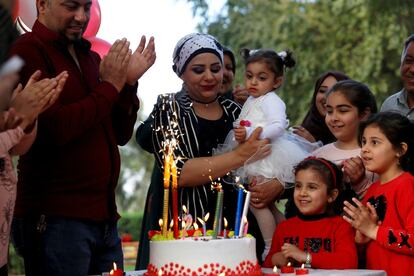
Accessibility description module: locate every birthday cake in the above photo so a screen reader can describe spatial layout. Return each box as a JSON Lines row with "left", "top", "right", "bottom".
{"left": 145, "top": 236, "right": 262, "bottom": 276}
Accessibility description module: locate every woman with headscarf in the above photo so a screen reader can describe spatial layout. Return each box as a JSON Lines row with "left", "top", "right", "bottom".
{"left": 135, "top": 33, "right": 279, "bottom": 269}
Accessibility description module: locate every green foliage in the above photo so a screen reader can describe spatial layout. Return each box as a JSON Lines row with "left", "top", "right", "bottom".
{"left": 118, "top": 212, "right": 144, "bottom": 241}
{"left": 116, "top": 103, "right": 155, "bottom": 213}
{"left": 8, "top": 244, "right": 24, "bottom": 275}
{"left": 188, "top": 0, "right": 412, "bottom": 124}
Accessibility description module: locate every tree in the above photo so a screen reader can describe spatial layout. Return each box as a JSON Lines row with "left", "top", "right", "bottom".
{"left": 116, "top": 103, "right": 154, "bottom": 212}
{"left": 186, "top": 0, "right": 413, "bottom": 123}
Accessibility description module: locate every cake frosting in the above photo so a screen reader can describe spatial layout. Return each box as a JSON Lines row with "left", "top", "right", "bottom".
{"left": 145, "top": 236, "right": 262, "bottom": 276}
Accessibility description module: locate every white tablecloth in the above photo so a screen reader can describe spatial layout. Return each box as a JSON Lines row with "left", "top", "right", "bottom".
{"left": 261, "top": 268, "right": 386, "bottom": 276}
{"left": 110, "top": 268, "right": 386, "bottom": 276}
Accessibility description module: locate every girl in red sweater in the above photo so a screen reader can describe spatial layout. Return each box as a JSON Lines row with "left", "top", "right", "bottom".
{"left": 263, "top": 157, "right": 358, "bottom": 269}
{"left": 343, "top": 112, "right": 414, "bottom": 276}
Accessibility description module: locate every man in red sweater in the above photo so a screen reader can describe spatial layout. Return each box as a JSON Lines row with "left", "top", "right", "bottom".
{"left": 9, "top": 0, "right": 155, "bottom": 275}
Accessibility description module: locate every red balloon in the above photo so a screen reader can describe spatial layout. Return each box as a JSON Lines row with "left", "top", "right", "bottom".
{"left": 17, "top": 0, "right": 37, "bottom": 28}
{"left": 83, "top": 0, "right": 101, "bottom": 38}
{"left": 87, "top": 36, "right": 111, "bottom": 58}
{"left": 11, "top": 1, "right": 20, "bottom": 20}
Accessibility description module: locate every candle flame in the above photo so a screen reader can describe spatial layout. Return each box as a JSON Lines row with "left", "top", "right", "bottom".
{"left": 193, "top": 222, "right": 199, "bottom": 230}
{"left": 273, "top": 266, "right": 278, "bottom": 272}
{"left": 181, "top": 220, "right": 186, "bottom": 228}
{"left": 169, "top": 219, "right": 174, "bottom": 229}
{"left": 243, "top": 216, "right": 248, "bottom": 223}
{"left": 218, "top": 273, "right": 225, "bottom": 276}
{"left": 287, "top": 262, "right": 291, "bottom": 267}
{"left": 224, "top": 217, "right": 228, "bottom": 228}
{"left": 209, "top": 176, "right": 223, "bottom": 191}
{"left": 197, "top": 217, "right": 205, "bottom": 225}
{"left": 204, "top": 212, "right": 210, "bottom": 221}
{"left": 159, "top": 219, "right": 163, "bottom": 228}
{"left": 158, "top": 269, "right": 163, "bottom": 276}
{"left": 109, "top": 262, "right": 118, "bottom": 274}
{"left": 301, "top": 263, "right": 305, "bottom": 269}
{"left": 182, "top": 205, "right": 187, "bottom": 214}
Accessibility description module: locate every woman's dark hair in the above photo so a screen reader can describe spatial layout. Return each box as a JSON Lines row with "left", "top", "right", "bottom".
{"left": 294, "top": 157, "right": 345, "bottom": 216}
{"left": 301, "top": 71, "right": 350, "bottom": 145}
{"left": 240, "top": 48, "right": 295, "bottom": 77}
{"left": 326, "top": 80, "right": 378, "bottom": 115}
{"left": 359, "top": 112, "right": 414, "bottom": 175}
{"left": 0, "top": 5, "right": 19, "bottom": 64}
{"left": 223, "top": 46, "right": 236, "bottom": 74}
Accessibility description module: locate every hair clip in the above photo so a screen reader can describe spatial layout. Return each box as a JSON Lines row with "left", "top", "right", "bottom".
{"left": 278, "top": 51, "right": 287, "bottom": 60}
{"left": 249, "top": 49, "right": 259, "bottom": 56}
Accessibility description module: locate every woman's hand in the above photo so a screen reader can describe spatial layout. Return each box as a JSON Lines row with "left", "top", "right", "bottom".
{"left": 355, "top": 230, "right": 371, "bottom": 244}
{"left": 281, "top": 243, "right": 306, "bottom": 263}
{"left": 291, "top": 125, "right": 316, "bottom": 143}
{"left": 249, "top": 177, "right": 284, "bottom": 209}
{"left": 342, "top": 156, "right": 365, "bottom": 185}
{"left": 232, "top": 84, "right": 249, "bottom": 105}
{"left": 235, "top": 127, "right": 270, "bottom": 163}
{"left": 271, "top": 252, "right": 289, "bottom": 267}
{"left": 10, "top": 70, "right": 68, "bottom": 130}
{"left": 0, "top": 108, "right": 22, "bottom": 131}
{"left": 343, "top": 197, "right": 379, "bottom": 240}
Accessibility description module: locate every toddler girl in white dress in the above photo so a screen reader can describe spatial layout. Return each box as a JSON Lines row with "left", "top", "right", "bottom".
{"left": 221, "top": 48, "right": 319, "bottom": 260}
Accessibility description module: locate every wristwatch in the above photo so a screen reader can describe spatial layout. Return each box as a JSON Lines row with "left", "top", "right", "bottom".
{"left": 305, "top": 252, "right": 312, "bottom": 268}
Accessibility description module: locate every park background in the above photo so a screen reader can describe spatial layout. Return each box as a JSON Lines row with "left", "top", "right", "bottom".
{"left": 9, "top": 0, "right": 414, "bottom": 273}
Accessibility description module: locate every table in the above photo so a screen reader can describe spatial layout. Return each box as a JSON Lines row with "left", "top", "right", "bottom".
{"left": 261, "top": 268, "right": 386, "bottom": 276}
{"left": 102, "top": 268, "right": 386, "bottom": 276}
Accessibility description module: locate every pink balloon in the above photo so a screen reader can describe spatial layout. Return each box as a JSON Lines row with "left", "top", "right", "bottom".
{"left": 17, "top": 0, "right": 37, "bottom": 28}
{"left": 83, "top": 0, "right": 101, "bottom": 38}
{"left": 87, "top": 36, "right": 111, "bottom": 58}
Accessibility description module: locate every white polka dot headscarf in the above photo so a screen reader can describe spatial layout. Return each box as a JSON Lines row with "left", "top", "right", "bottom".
{"left": 172, "top": 33, "right": 224, "bottom": 76}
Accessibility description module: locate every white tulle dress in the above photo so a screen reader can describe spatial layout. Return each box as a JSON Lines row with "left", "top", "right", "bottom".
{"left": 218, "top": 92, "right": 319, "bottom": 187}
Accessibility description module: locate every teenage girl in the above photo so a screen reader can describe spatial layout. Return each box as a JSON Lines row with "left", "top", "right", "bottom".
{"left": 312, "top": 80, "right": 377, "bottom": 198}
{"left": 263, "top": 157, "right": 358, "bottom": 269}
{"left": 293, "top": 71, "right": 350, "bottom": 145}
{"left": 343, "top": 112, "right": 414, "bottom": 275}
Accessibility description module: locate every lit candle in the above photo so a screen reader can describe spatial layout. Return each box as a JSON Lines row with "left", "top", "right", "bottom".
{"left": 243, "top": 216, "right": 249, "bottom": 237}
{"left": 295, "top": 264, "right": 309, "bottom": 275}
{"left": 171, "top": 160, "right": 179, "bottom": 239}
{"left": 163, "top": 147, "right": 171, "bottom": 188}
{"left": 197, "top": 213, "right": 209, "bottom": 236}
{"left": 203, "top": 212, "right": 209, "bottom": 236}
{"left": 223, "top": 217, "right": 228, "bottom": 239}
{"left": 263, "top": 266, "right": 280, "bottom": 276}
{"left": 234, "top": 186, "right": 244, "bottom": 237}
{"left": 109, "top": 262, "right": 123, "bottom": 276}
{"left": 162, "top": 149, "right": 171, "bottom": 237}
{"left": 273, "top": 266, "right": 281, "bottom": 276}
{"left": 212, "top": 188, "right": 224, "bottom": 239}
{"left": 162, "top": 188, "right": 169, "bottom": 237}
{"left": 181, "top": 220, "right": 187, "bottom": 239}
{"left": 158, "top": 219, "right": 163, "bottom": 231}
{"left": 169, "top": 219, "right": 174, "bottom": 231}
{"left": 197, "top": 217, "right": 205, "bottom": 236}
{"left": 281, "top": 262, "right": 295, "bottom": 274}
{"left": 238, "top": 190, "right": 251, "bottom": 236}
{"left": 193, "top": 222, "right": 199, "bottom": 237}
